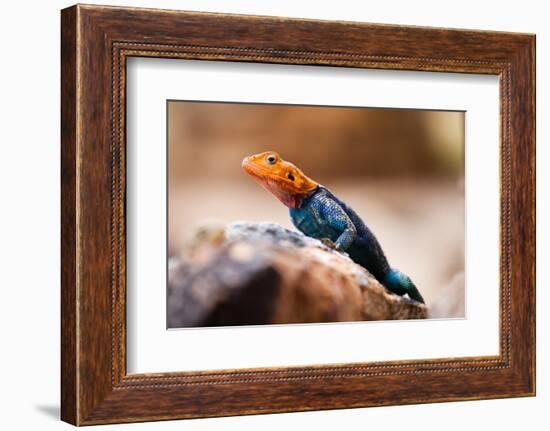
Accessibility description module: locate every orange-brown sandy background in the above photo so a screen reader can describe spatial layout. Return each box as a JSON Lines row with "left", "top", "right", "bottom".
{"left": 168, "top": 101, "right": 465, "bottom": 317}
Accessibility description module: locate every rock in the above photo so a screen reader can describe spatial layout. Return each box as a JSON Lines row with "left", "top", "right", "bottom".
{"left": 167, "top": 222, "right": 427, "bottom": 328}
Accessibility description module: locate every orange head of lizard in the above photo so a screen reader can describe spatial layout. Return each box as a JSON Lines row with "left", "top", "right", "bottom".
{"left": 242, "top": 151, "right": 318, "bottom": 208}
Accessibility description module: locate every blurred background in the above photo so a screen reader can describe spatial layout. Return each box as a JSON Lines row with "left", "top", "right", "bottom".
{"left": 168, "top": 101, "right": 465, "bottom": 317}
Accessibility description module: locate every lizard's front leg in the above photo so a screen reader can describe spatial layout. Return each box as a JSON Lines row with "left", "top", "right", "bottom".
{"left": 334, "top": 227, "right": 357, "bottom": 251}
{"left": 318, "top": 197, "right": 357, "bottom": 252}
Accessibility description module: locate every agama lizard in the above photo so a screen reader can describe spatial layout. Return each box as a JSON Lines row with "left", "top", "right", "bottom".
{"left": 242, "top": 151, "right": 425, "bottom": 303}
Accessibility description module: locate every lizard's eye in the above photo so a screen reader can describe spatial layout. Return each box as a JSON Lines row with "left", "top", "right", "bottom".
{"left": 287, "top": 172, "right": 295, "bottom": 181}
{"left": 266, "top": 154, "right": 277, "bottom": 165}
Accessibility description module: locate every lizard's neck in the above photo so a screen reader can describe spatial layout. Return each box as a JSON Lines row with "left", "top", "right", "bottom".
{"left": 258, "top": 178, "right": 319, "bottom": 209}
{"left": 294, "top": 185, "right": 320, "bottom": 208}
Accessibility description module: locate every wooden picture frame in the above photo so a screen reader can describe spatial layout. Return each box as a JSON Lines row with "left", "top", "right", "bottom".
{"left": 61, "top": 4, "right": 535, "bottom": 425}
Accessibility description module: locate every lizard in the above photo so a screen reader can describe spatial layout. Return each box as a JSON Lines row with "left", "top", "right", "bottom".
{"left": 242, "top": 151, "right": 425, "bottom": 304}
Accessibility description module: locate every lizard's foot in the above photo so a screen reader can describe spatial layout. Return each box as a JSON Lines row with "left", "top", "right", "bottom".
{"left": 320, "top": 238, "right": 337, "bottom": 249}
{"left": 320, "top": 238, "right": 344, "bottom": 252}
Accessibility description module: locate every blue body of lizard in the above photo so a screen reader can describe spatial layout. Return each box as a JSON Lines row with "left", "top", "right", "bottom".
{"left": 290, "top": 185, "right": 425, "bottom": 303}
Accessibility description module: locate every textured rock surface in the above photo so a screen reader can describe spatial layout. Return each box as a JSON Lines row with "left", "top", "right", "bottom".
{"left": 168, "top": 222, "right": 427, "bottom": 328}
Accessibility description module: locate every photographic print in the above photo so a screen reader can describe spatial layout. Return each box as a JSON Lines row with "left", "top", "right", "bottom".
{"left": 61, "top": 6, "right": 535, "bottom": 423}
{"left": 167, "top": 101, "right": 465, "bottom": 328}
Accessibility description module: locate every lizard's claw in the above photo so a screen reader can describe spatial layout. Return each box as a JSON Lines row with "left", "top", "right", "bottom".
{"left": 321, "top": 238, "right": 342, "bottom": 251}
{"left": 320, "top": 238, "right": 336, "bottom": 249}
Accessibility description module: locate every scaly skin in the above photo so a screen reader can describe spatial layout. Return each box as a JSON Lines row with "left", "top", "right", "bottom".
{"left": 242, "top": 151, "right": 425, "bottom": 304}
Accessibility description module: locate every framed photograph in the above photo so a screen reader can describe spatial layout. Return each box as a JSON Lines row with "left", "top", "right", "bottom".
{"left": 61, "top": 4, "right": 535, "bottom": 425}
